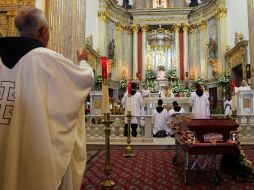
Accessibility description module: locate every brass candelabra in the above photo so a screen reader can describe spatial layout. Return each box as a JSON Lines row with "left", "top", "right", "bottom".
{"left": 123, "top": 111, "right": 134, "bottom": 157}
{"left": 100, "top": 113, "right": 115, "bottom": 189}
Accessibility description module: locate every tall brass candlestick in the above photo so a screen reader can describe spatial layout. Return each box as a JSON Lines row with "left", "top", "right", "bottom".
{"left": 100, "top": 113, "right": 115, "bottom": 189}
{"left": 123, "top": 110, "right": 134, "bottom": 157}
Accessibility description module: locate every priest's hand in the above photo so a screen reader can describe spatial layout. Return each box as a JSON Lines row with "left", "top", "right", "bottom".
{"left": 76, "top": 48, "right": 89, "bottom": 62}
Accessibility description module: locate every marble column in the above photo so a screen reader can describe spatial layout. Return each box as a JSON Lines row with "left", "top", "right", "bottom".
{"left": 248, "top": 0, "right": 254, "bottom": 88}
{"left": 127, "top": 28, "right": 133, "bottom": 79}
{"left": 189, "top": 25, "right": 198, "bottom": 80}
{"left": 141, "top": 24, "right": 148, "bottom": 80}
{"left": 97, "top": 10, "right": 109, "bottom": 57}
{"left": 173, "top": 24, "right": 180, "bottom": 77}
{"left": 215, "top": 8, "right": 227, "bottom": 72}
{"left": 48, "top": 0, "right": 86, "bottom": 62}
{"left": 183, "top": 24, "right": 189, "bottom": 79}
{"left": 198, "top": 20, "right": 208, "bottom": 79}
{"left": 115, "top": 22, "right": 123, "bottom": 79}
{"left": 132, "top": 24, "right": 139, "bottom": 79}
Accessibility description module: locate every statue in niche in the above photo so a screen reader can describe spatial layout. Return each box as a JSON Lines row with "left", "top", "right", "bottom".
{"left": 108, "top": 39, "right": 115, "bottom": 59}
{"left": 186, "top": 0, "right": 202, "bottom": 7}
{"left": 207, "top": 37, "right": 218, "bottom": 59}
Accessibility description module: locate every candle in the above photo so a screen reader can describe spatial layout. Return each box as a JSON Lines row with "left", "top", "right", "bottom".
{"left": 101, "top": 56, "right": 109, "bottom": 113}
{"left": 231, "top": 80, "right": 235, "bottom": 95}
{"left": 101, "top": 56, "right": 107, "bottom": 79}
{"left": 127, "top": 81, "right": 132, "bottom": 112}
{"left": 102, "top": 84, "right": 110, "bottom": 113}
{"left": 127, "top": 81, "right": 131, "bottom": 95}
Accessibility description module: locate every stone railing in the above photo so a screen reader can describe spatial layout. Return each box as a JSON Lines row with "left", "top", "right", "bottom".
{"left": 85, "top": 114, "right": 254, "bottom": 145}
{"left": 85, "top": 115, "right": 153, "bottom": 144}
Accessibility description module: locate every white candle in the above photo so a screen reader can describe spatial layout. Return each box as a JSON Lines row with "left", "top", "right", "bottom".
{"left": 102, "top": 83, "right": 110, "bottom": 113}
{"left": 127, "top": 95, "right": 131, "bottom": 112}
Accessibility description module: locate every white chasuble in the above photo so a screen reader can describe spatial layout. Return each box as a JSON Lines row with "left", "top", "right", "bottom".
{"left": 0, "top": 47, "right": 94, "bottom": 190}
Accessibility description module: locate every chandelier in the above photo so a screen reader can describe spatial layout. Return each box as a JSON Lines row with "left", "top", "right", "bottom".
{"left": 147, "top": 25, "right": 174, "bottom": 51}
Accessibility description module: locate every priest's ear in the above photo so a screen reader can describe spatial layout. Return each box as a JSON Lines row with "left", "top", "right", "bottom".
{"left": 37, "top": 26, "right": 49, "bottom": 47}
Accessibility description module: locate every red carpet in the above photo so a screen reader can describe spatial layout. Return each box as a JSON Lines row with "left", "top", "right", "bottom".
{"left": 81, "top": 148, "right": 254, "bottom": 190}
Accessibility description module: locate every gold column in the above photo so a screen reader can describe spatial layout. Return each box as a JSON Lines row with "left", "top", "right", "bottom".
{"left": 182, "top": 24, "right": 189, "bottom": 78}
{"left": 132, "top": 24, "right": 139, "bottom": 79}
{"left": 141, "top": 24, "right": 148, "bottom": 80}
{"left": 248, "top": 0, "right": 254, "bottom": 88}
{"left": 48, "top": 0, "right": 86, "bottom": 62}
{"left": 215, "top": 8, "right": 227, "bottom": 72}
{"left": 198, "top": 20, "right": 208, "bottom": 79}
{"left": 6, "top": 11, "right": 16, "bottom": 36}
{"left": 173, "top": 24, "right": 180, "bottom": 77}
{"left": 98, "top": 10, "right": 109, "bottom": 56}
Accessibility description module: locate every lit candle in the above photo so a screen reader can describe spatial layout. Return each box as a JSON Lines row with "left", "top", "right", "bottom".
{"left": 127, "top": 81, "right": 132, "bottom": 112}
{"left": 101, "top": 56, "right": 110, "bottom": 113}
{"left": 101, "top": 56, "right": 107, "bottom": 79}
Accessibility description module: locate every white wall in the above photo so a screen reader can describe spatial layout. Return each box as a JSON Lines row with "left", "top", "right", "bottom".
{"left": 226, "top": 0, "right": 249, "bottom": 48}
{"left": 86, "top": 0, "right": 99, "bottom": 51}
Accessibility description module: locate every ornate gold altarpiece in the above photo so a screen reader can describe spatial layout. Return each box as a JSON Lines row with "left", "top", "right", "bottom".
{"left": 225, "top": 40, "right": 249, "bottom": 82}
{"left": 0, "top": 0, "right": 35, "bottom": 37}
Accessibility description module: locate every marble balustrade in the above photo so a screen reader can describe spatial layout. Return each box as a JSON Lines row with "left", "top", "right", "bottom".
{"left": 85, "top": 115, "right": 153, "bottom": 144}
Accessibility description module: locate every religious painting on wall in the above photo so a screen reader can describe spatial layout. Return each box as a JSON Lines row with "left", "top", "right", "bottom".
{"left": 107, "top": 20, "right": 115, "bottom": 59}
{"left": 208, "top": 18, "right": 219, "bottom": 79}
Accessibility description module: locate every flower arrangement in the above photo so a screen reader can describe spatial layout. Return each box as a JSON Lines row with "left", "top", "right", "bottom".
{"left": 157, "top": 65, "right": 165, "bottom": 71}
{"left": 171, "top": 80, "right": 182, "bottom": 93}
{"left": 168, "top": 68, "right": 177, "bottom": 79}
{"left": 217, "top": 72, "right": 231, "bottom": 87}
{"left": 221, "top": 145, "right": 254, "bottom": 182}
{"left": 145, "top": 69, "right": 157, "bottom": 90}
{"left": 119, "top": 79, "right": 127, "bottom": 92}
{"left": 145, "top": 69, "right": 157, "bottom": 81}
{"left": 196, "top": 77, "right": 206, "bottom": 86}
{"left": 95, "top": 73, "right": 102, "bottom": 90}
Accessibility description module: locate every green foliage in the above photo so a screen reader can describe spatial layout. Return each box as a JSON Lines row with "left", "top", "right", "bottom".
{"left": 157, "top": 65, "right": 165, "bottom": 71}
{"left": 168, "top": 68, "right": 177, "bottom": 79}
{"left": 119, "top": 79, "right": 127, "bottom": 91}
{"left": 145, "top": 69, "right": 157, "bottom": 89}
{"left": 218, "top": 72, "right": 231, "bottom": 87}
{"left": 170, "top": 80, "right": 182, "bottom": 93}
{"left": 95, "top": 73, "right": 102, "bottom": 90}
{"left": 196, "top": 77, "right": 206, "bottom": 86}
{"left": 221, "top": 146, "right": 254, "bottom": 182}
{"left": 145, "top": 69, "right": 157, "bottom": 81}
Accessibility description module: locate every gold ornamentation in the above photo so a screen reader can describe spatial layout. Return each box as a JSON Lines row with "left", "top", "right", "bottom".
{"left": 198, "top": 20, "right": 208, "bottom": 30}
{"left": 131, "top": 24, "right": 139, "bottom": 33}
{"left": 140, "top": 24, "right": 149, "bottom": 32}
{"left": 182, "top": 24, "right": 189, "bottom": 32}
{"left": 173, "top": 24, "right": 181, "bottom": 32}
{"left": 98, "top": 10, "right": 110, "bottom": 21}
{"left": 215, "top": 8, "right": 227, "bottom": 20}
{"left": 115, "top": 22, "right": 124, "bottom": 31}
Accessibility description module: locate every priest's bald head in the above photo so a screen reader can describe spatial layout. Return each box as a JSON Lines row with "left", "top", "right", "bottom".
{"left": 14, "top": 7, "right": 49, "bottom": 47}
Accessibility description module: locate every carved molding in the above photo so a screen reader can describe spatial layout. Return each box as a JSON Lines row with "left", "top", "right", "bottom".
{"left": 98, "top": 10, "right": 110, "bottom": 21}
{"left": 86, "top": 45, "right": 101, "bottom": 72}
{"left": 225, "top": 41, "right": 248, "bottom": 79}
{"left": 198, "top": 20, "right": 208, "bottom": 30}
{"left": 214, "top": 7, "right": 227, "bottom": 20}
{"left": 131, "top": 24, "right": 140, "bottom": 33}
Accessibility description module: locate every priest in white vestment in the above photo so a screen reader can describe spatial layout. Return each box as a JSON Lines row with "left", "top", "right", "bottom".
{"left": 189, "top": 82, "right": 210, "bottom": 118}
{"left": 0, "top": 8, "right": 94, "bottom": 190}
{"left": 122, "top": 82, "right": 144, "bottom": 137}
